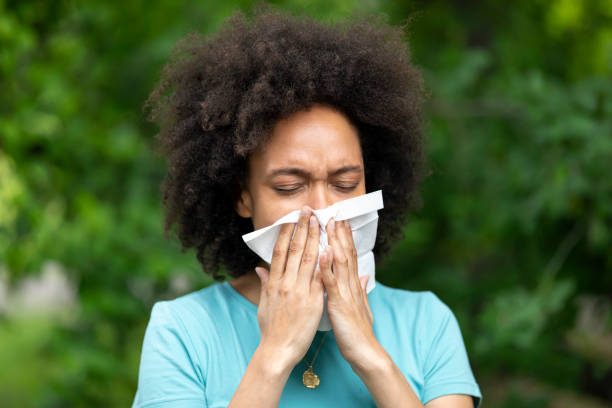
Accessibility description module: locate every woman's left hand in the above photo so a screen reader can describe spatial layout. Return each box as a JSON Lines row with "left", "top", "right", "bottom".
{"left": 318, "top": 218, "right": 378, "bottom": 367}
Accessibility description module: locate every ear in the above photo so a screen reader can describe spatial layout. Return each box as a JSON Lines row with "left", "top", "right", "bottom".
{"left": 235, "top": 186, "right": 253, "bottom": 218}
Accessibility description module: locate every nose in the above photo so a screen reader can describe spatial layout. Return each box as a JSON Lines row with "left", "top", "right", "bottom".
{"left": 308, "top": 186, "right": 333, "bottom": 211}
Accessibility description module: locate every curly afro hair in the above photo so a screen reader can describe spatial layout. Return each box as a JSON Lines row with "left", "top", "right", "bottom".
{"left": 144, "top": 4, "right": 428, "bottom": 281}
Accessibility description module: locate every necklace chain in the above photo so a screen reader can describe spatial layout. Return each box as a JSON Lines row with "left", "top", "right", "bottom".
{"left": 303, "top": 331, "right": 329, "bottom": 367}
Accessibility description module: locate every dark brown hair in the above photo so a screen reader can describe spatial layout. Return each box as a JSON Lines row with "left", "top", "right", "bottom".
{"left": 145, "top": 4, "right": 428, "bottom": 280}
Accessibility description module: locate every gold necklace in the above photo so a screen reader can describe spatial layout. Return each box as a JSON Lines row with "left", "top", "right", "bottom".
{"left": 302, "top": 331, "right": 330, "bottom": 389}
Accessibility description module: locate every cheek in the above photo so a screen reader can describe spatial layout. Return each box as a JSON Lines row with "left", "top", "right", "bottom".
{"left": 252, "top": 200, "right": 298, "bottom": 229}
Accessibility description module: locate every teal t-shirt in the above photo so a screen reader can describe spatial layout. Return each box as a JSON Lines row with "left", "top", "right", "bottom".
{"left": 132, "top": 280, "right": 482, "bottom": 407}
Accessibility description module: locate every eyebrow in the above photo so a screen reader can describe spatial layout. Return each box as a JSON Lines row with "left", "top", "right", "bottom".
{"left": 267, "top": 165, "right": 363, "bottom": 178}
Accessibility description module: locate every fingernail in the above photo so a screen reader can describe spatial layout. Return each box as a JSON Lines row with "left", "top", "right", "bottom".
{"left": 328, "top": 218, "right": 335, "bottom": 230}
{"left": 300, "top": 206, "right": 310, "bottom": 217}
{"left": 309, "top": 215, "right": 317, "bottom": 226}
{"left": 320, "top": 252, "right": 328, "bottom": 263}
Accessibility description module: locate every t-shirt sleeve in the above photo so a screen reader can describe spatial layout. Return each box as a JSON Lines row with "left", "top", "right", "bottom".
{"left": 421, "top": 292, "right": 482, "bottom": 407}
{"left": 131, "top": 301, "right": 207, "bottom": 408}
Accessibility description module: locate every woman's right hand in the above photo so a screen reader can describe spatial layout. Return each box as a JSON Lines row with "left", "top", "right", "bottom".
{"left": 253, "top": 205, "right": 327, "bottom": 370}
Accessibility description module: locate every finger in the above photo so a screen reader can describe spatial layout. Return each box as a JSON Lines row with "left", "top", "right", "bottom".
{"left": 311, "top": 266, "right": 324, "bottom": 293}
{"left": 344, "top": 219, "right": 356, "bottom": 247}
{"left": 297, "top": 214, "right": 320, "bottom": 288}
{"left": 360, "top": 275, "right": 374, "bottom": 324}
{"left": 269, "top": 222, "right": 296, "bottom": 282}
{"left": 255, "top": 266, "right": 270, "bottom": 287}
{"left": 319, "top": 245, "right": 340, "bottom": 298}
{"left": 337, "top": 219, "right": 360, "bottom": 298}
{"left": 283, "top": 206, "right": 312, "bottom": 284}
{"left": 343, "top": 219, "right": 358, "bottom": 260}
{"left": 326, "top": 218, "right": 349, "bottom": 294}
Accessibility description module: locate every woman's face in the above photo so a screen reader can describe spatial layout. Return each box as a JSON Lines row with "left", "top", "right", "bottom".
{"left": 236, "top": 103, "right": 366, "bottom": 230}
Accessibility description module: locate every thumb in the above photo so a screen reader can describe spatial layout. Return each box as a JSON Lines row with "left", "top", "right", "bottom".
{"left": 359, "top": 274, "right": 370, "bottom": 291}
{"left": 254, "top": 266, "right": 270, "bottom": 287}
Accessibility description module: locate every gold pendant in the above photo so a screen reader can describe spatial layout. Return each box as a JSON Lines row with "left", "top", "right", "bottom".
{"left": 302, "top": 366, "right": 320, "bottom": 388}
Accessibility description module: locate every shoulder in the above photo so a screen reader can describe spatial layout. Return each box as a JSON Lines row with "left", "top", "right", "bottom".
{"left": 372, "top": 280, "right": 454, "bottom": 324}
{"left": 375, "top": 281, "right": 462, "bottom": 346}
{"left": 148, "top": 282, "right": 228, "bottom": 332}
{"left": 160, "top": 282, "right": 227, "bottom": 312}
{"left": 372, "top": 282, "right": 481, "bottom": 406}
{"left": 133, "top": 285, "right": 231, "bottom": 406}
{"left": 371, "top": 281, "right": 467, "bottom": 367}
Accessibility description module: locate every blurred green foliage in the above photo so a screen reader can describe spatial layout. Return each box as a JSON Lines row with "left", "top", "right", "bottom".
{"left": 1, "top": 0, "right": 611, "bottom": 406}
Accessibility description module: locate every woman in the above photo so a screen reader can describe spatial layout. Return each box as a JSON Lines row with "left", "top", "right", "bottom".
{"left": 133, "top": 5, "right": 482, "bottom": 407}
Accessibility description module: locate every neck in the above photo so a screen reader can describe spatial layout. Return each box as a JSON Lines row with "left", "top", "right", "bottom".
{"left": 228, "top": 262, "right": 267, "bottom": 307}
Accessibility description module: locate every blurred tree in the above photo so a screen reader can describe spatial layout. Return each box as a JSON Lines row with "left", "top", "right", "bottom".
{"left": 1, "top": 0, "right": 610, "bottom": 406}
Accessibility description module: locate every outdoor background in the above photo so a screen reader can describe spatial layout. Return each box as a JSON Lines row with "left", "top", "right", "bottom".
{"left": 1, "top": 0, "right": 611, "bottom": 406}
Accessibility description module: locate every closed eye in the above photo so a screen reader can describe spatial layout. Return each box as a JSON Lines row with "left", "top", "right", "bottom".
{"left": 336, "top": 184, "right": 359, "bottom": 191}
{"left": 274, "top": 186, "right": 301, "bottom": 194}
{"left": 273, "top": 184, "right": 359, "bottom": 195}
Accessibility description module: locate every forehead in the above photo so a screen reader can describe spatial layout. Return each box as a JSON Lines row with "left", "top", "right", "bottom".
{"left": 253, "top": 104, "right": 363, "bottom": 172}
